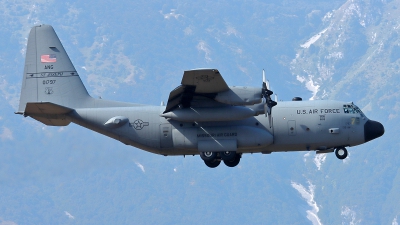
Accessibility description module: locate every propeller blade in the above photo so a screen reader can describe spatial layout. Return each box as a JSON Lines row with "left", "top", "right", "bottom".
{"left": 262, "top": 69, "right": 267, "bottom": 91}
{"left": 268, "top": 114, "right": 272, "bottom": 128}
{"left": 263, "top": 69, "right": 266, "bottom": 83}
{"left": 262, "top": 69, "right": 271, "bottom": 90}
{"left": 264, "top": 104, "right": 270, "bottom": 115}
{"left": 264, "top": 104, "right": 272, "bottom": 128}
{"left": 261, "top": 68, "right": 277, "bottom": 127}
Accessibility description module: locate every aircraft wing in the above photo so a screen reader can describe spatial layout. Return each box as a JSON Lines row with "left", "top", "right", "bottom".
{"left": 164, "top": 69, "right": 230, "bottom": 113}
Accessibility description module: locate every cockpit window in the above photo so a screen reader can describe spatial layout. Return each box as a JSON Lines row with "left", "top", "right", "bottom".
{"left": 343, "top": 104, "right": 365, "bottom": 117}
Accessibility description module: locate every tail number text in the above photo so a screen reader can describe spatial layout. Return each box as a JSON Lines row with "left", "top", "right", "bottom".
{"left": 43, "top": 80, "right": 56, "bottom": 85}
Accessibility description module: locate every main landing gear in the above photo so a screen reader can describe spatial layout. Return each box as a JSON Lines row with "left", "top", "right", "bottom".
{"left": 335, "top": 147, "right": 348, "bottom": 160}
{"left": 200, "top": 151, "right": 241, "bottom": 168}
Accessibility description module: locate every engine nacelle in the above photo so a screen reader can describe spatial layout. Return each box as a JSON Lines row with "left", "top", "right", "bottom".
{"left": 214, "top": 86, "right": 262, "bottom": 106}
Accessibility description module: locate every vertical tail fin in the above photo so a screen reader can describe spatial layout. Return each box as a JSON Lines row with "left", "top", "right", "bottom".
{"left": 18, "top": 24, "right": 90, "bottom": 113}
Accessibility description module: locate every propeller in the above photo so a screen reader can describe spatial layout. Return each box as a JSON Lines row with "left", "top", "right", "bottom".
{"left": 262, "top": 69, "right": 277, "bottom": 127}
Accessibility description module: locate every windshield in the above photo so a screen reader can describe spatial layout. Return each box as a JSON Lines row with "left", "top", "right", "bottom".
{"left": 343, "top": 104, "right": 365, "bottom": 117}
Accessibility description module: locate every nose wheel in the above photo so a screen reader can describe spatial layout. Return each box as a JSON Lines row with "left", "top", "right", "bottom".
{"left": 335, "top": 147, "right": 348, "bottom": 160}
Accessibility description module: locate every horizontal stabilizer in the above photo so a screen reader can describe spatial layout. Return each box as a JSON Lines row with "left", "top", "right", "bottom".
{"left": 24, "top": 102, "right": 73, "bottom": 126}
{"left": 25, "top": 102, "right": 72, "bottom": 115}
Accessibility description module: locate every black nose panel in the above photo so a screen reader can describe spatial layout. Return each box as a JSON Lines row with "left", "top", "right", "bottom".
{"left": 364, "top": 120, "right": 385, "bottom": 142}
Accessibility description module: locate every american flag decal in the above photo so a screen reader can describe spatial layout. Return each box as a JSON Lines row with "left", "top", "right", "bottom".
{"left": 41, "top": 54, "right": 57, "bottom": 63}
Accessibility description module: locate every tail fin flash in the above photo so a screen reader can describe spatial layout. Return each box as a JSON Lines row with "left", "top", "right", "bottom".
{"left": 18, "top": 25, "right": 90, "bottom": 113}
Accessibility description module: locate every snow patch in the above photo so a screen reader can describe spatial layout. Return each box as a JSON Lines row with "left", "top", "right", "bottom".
{"left": 304, "top": 152, "right": 311, "bottom": 162}
{"left": 197, "top": 41, "right": 212, "bottom": 62}
{"left": 306, "top": 77, "right": 320, "bottom": 100}
{"left": 296, "top": 75, "right": 320, "bottom": 100}
{"left": 325, "top": 52, "right": 343, "bottom": 60}
{"left": 314, "top": 154, "right": 327, "bottom": 170}
{"left": 160, "top": 9, "right": 182, "bottom": 20}
{"left": 64, "top": 211, "right": 75, "bottom": 219}
{"left": 307, "top": 10, "right": 321, "bottom": 18}
{"left": 296, "top": 75, "right": 306, "bottom": 83}
{"left": 323, "top": 11, "right": 334, "bottom": 21}
{"left": 371, "top": 32, "right": 377, "bottom": 44}
{"left": 135, "top": 162, "right": 145, "bottom": 173}
{"left": 341, "top": 206, "right": 361, "bottom": 225}
{"left": 393, "top": 216, "right": 398, "bottom": 225}
{"left": 301, "top": 28, "right": 328, "bottom": 48}
{"left": 360, "top": 19, "right": 366, "bottom": 27}
{"left": 291, "top": 181, "right": 322, "bottom": 225}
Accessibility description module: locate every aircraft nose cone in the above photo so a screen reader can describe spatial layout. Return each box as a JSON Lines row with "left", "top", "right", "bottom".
{"left": 364, "top": 120, "right": 385, "bottom": 142}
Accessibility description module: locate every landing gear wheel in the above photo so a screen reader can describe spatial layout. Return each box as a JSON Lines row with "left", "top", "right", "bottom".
{"left": 223, "top": 154, "right": 241, "bottom": 167}
{"left": 220, "top": 151, "right": 236, "bottom": 161}
{"left": 335, "top": 147, "right": 348, "bottom": 160}
{"left": 200, "top": 151, "right": 217, "bottom": 161}
{"left": 204, "top": 159, "right": 221, "bottom": 168}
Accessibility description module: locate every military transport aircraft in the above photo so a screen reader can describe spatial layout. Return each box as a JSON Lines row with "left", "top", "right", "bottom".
{"left": 16, "top": 25, "right": 385, "bottom": 168}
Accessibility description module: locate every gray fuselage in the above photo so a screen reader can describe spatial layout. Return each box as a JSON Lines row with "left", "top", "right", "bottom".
{"left": 67, "top": 99, "right": 368, "bottom": 156}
